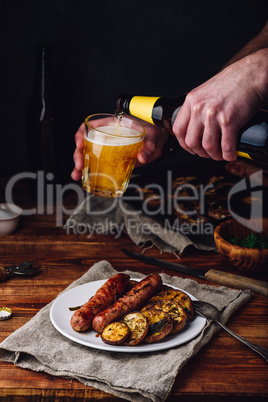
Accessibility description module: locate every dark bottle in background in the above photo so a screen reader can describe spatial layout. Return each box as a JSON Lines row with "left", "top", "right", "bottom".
{"left": 116, "top": 94, "right": 268, "bottom": 163}
{"left": 26, "top": 44, "right": 62, "bottom": 200}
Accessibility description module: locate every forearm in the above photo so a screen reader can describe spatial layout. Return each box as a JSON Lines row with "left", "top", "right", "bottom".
{"left": 222, "top": 20, "right": 268, "bottom": 110}
{"left": 173, "top": 25, "right": 268, "bottom": 162}
{"left": 224, "top": 20, "right": 268, "bottom": 67}
{"left": 249, "top": 47, "right": 268, "bottom": 109}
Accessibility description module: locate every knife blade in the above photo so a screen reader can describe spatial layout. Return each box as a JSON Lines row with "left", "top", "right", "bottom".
{"left": 122, "top": 248, "right": 268, "bottom": 297}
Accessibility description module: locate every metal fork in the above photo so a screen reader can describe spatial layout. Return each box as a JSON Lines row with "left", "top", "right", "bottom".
{"left": 193, "top": 300, "right": 268, "bottom": 362}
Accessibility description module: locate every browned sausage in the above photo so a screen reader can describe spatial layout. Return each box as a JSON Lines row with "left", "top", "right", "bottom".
{"left": 226, "top": 160, "right": 268, "bottom": 187}
{"left": 92, "top": 274, "right": 162, "bottom": 333}
{"left": 70, "top": 273, "right": 130, "bottom": 332}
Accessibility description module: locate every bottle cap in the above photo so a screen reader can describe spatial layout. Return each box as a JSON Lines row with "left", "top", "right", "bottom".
{"left": 0, "top": 307, "right": 12, "bottom": 320}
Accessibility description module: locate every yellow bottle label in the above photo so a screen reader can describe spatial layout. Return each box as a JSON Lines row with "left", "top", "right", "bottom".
{"left": 129, "top": 96, "right": 160, "bottom": 125}
{"left": 236, "top": 151, "right": 253, "bottom": 160}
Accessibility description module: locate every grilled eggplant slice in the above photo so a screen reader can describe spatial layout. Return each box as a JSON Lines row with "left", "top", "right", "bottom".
{"left": 172, "top": 176, "right": 199, "bottom": 190}
{"left": 101, "top": 322, "right": 130, "bottom": 345}
{"left": 122, "top": 312, "right": 149, "bottom": 346}
{"left": 142, "top": 309, "right": 173, "bottom": 344}
{"left": 149, "top": 289, "right": 194, "bottom": 320}
{"left": 207, "top": 201, "right": 231, "bottom": 220}
{"left": 142, "top": 300, "right": 187, "bottom": 335}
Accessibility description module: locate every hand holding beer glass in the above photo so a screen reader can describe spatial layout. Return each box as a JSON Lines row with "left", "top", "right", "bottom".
{"left": 82, "top": 114, "right": 145, "bottom": 197}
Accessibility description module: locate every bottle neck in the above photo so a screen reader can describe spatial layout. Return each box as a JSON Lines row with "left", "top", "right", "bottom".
{"left": 129, "top": 96, "right": 161, "bottom": 125}
{"left": 31, "top": 45, "right": 54, "bottom": 116}
{"left": 116, "top": 94, "right": 186, "bottom": 130}
{"left": 151, "top": 95, "right": 186, "bottom": 132}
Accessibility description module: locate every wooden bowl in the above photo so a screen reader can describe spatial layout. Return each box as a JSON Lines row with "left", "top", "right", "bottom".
{"left": 214, "top": 218, "right": 268, "bottom": 273}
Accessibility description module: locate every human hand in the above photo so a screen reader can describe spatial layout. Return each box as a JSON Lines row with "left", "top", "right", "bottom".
{"left": 135, "top": 121, "right": 170, "bottom": 165}
{"left": 71, "top": 120, "right": 169, "bottom": 181}
{"left": 173, "top": 48, "right": 268, "bottom": 161}
{"left": 71, "top": 122, "right": 85, "bottom": 181}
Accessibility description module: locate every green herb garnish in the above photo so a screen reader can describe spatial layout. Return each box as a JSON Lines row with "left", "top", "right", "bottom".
{"left": 229, "top": 233, "right": 268, "bottom": 249}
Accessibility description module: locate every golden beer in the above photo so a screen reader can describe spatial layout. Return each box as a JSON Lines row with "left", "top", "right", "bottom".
{"left": 82, "top": 114, "right": 145, "bottom": 197}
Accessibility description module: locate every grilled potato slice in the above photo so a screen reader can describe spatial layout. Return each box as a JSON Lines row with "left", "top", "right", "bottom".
{"left": 142, "top": 300, "right": 187, "bottom": 335}
{"left": 122, "top": 312, "right": 149, "bottom": 346}
{"left": 101, "top": 322, "right": 130, "bottom": 345}
{"left": 142, "top": 309, "right": 173, "bottom": 344}
{"left": 149, "top": 289, "right": 194, "bottom": 320}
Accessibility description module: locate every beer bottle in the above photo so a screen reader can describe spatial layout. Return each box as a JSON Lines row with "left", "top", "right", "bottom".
{"left": 116, "top": 94, "right": 268, "bottom": 162}
{"left": 26, "top": 45, "right": 62, "bottom": 199}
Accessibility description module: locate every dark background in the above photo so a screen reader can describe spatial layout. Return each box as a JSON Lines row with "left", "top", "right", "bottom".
{"left": 1, "top": 0, "right": 267, "bottom": 181}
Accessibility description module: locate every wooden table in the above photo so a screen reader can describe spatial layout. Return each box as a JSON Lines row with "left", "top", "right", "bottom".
{"left": 0, "top": 176, "right": 267, "bottom": 401}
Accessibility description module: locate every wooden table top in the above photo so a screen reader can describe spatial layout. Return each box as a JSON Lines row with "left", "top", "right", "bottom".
{"left": 0, "top": 176, "right": 267, "bottom": 401}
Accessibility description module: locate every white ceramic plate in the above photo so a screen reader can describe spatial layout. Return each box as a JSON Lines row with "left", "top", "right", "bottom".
{"left": 50, "top": 279, "right": 206, "bottom": 353}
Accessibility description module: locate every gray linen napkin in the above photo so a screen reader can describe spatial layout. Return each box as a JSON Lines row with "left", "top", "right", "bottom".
{"left": 65, "top": 196, "right": 216, "bottom": 254}
{"left": 0, "top": 261, "right": 251, "bottom": 402}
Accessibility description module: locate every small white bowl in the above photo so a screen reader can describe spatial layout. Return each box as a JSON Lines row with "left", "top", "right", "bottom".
{"left": 0, "top": 203, "right": 22, "bottom": 236}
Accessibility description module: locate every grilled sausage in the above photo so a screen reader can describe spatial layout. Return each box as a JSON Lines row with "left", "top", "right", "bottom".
{"left": 70, "top": 273, "right": 130, "bottom": 332}
{"left": 92, "top": 274, "right": 162, "bottom": 333}
{"left": 226, "top": 160, "right": 268, "bottom": 187}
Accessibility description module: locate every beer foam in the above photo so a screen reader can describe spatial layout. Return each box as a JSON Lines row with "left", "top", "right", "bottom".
{"left": 87, "top": 126, "right": 142, "bottom": 146}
